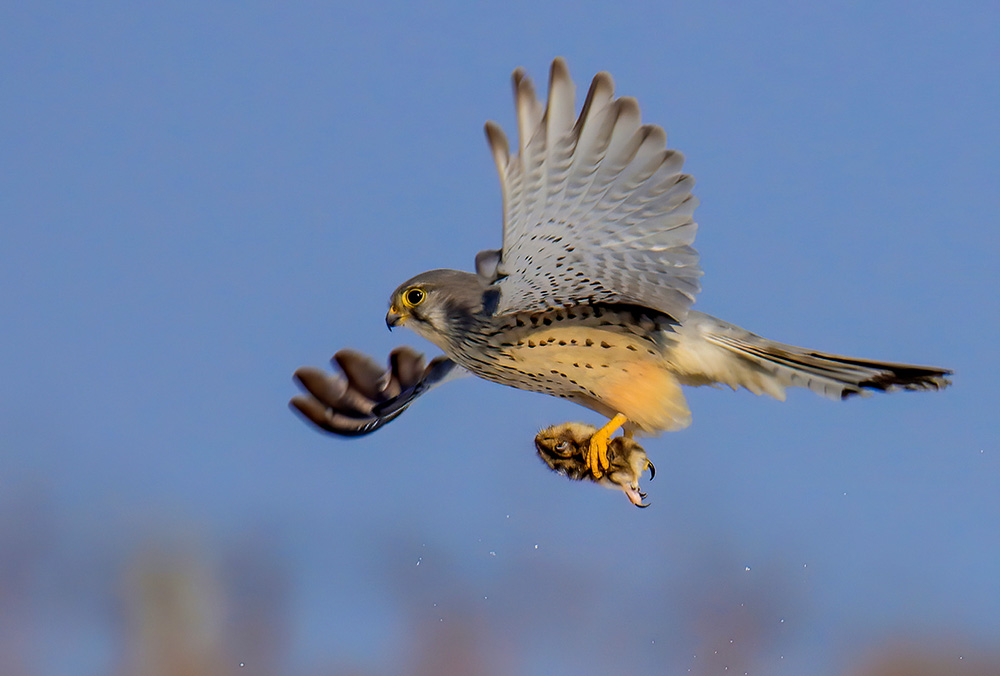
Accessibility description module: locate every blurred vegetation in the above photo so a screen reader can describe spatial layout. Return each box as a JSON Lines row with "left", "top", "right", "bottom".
{"left": 1, "top": 488, "right": 996, "bottom": 675}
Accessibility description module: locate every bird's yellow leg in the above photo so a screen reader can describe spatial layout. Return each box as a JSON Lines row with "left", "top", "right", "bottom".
{"left": 588, "top": 413, "right": 628, "bottom": 479}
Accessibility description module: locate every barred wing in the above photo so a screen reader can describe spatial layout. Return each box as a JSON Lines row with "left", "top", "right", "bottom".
{"left": 482, "top": 58, "right": 702, "bottom": 319}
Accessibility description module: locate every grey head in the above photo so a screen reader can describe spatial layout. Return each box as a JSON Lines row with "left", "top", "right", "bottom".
{"left": 385, "top": 269, "right": 491, "bottom": 349}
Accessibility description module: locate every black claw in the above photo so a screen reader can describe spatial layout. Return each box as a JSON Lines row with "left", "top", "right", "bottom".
{"left": 647, "top": 460, "right": 656, "bottom": 480}
{"left": 636, "top": 501, "right": 649, "bottom": 509}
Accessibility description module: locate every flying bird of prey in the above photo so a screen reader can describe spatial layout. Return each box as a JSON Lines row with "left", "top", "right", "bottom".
{"left": 291, "top": 58, "right": 951, "bottom": 483}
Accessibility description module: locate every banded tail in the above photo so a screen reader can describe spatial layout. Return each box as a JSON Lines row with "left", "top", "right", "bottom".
{"left": 679, "top": 312, "right": 952, "bottom": 400}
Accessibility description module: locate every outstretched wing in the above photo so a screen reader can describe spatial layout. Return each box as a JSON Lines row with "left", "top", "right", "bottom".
{"left": 290, "top": 347, "right": 467, "bottom": 437}
{"left": 482, "top": 58, "right": 702, "bottom": 319}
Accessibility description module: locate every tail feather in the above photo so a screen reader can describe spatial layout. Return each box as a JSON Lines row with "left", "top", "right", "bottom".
{"left": 682, "top": 312, "right": 952, "bottom": 400}
{"left": 705, "top": 332, "right": 952, "bottom": 399}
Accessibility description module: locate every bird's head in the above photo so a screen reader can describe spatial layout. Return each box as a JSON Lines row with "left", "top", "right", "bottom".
{"left": 386, "top": 269, "right": 489, "bottom": 349}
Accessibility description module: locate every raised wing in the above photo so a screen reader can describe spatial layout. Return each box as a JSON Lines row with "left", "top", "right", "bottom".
{"left": 482, "top": 58, "right": 702, "bottom": 319}
{"left": 291, "top": 347, "right": 467, "bottom": 437}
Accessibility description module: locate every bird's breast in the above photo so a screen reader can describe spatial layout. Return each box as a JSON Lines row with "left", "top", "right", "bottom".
{"left": 443, "top": 305, "right": 690, "bottom": 433}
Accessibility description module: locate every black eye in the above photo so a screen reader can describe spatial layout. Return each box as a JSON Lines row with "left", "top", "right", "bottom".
{"left": 404, "top": 288, "right": 425, "bottom": 306}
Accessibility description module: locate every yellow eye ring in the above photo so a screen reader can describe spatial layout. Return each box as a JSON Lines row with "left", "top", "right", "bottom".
{"left": 403, "top": 287, "right": 425, "bottom": 307}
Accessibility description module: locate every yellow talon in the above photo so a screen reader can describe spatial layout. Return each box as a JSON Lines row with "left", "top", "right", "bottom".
{"left": 587, "top": 413, "right": 628, "bottom": 479}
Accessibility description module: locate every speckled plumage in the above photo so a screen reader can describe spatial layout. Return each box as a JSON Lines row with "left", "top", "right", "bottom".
{"left": 380, "top": 59, "right": 950, "bottom": 438}
{"left": 295, "top": 58, "right": 951, "bottom": 455}
{"left": 391, "top": 268, "right": 690, "bottom": 432}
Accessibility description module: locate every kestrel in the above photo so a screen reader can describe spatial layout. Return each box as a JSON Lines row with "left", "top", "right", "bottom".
{"left": 291, "top": 59, "right": 951, "bottom": 481}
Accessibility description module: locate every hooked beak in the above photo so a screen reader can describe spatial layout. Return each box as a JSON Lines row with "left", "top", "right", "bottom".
{"left": 386, "top": 305, "right": 405, "bottom": 330}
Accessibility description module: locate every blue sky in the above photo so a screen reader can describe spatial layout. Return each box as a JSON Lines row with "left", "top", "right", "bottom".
{"left": 2, "top": 2, "right": 998, "bottom": 674}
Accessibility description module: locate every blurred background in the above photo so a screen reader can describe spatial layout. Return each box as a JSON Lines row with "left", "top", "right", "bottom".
{"left": 2, "top": 2, "right": 998, "bottom": 674}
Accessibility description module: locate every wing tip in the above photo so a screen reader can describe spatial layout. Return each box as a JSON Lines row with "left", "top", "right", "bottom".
{"left": 484, "top": 120, "right": 510, "bottom": 172}
{"left": 576, "top": 70, "right": 615, "bottom": 133}
{"left": 615, "top": 95, "right": 641, "bottom": 121}
{"left": 550, "top": 56, "right": 570, "bottom": 83}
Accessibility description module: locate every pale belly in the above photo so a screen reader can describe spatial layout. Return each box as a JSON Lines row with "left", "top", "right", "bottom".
{"left": 451, "top": 323, "right": 692, "bottom": 435}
